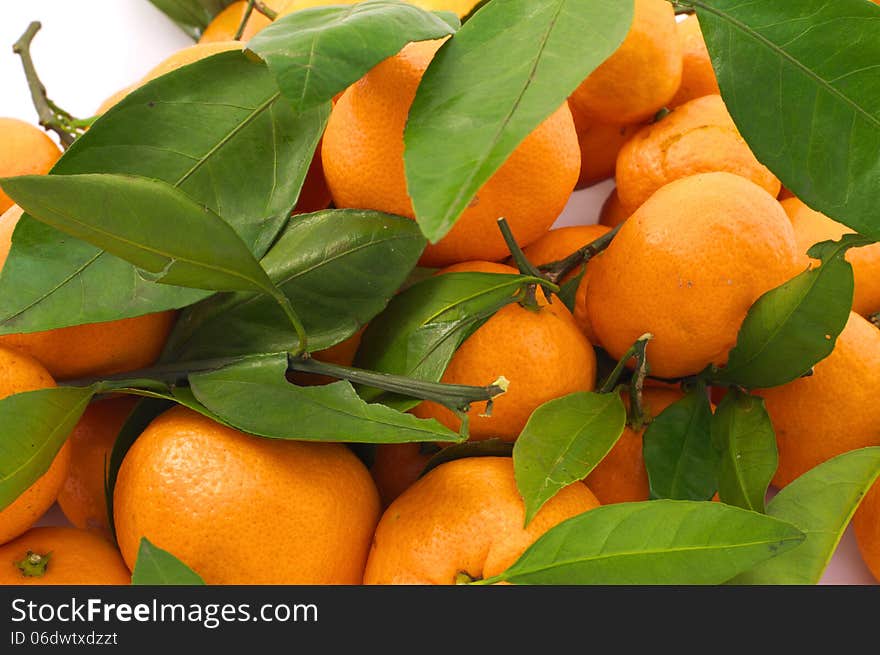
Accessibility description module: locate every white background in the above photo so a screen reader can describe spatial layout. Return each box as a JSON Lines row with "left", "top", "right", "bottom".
{"left": 0, "top": 0, "right": 874, "bottom": 584}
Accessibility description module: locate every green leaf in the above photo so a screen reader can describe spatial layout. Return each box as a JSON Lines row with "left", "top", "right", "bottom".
{"left": 404, "top": 0, "right": 633, "bottom": 242}
{"left": 420, "top": 438, "right": 512, "bottom": 477}
{"left": 249, "top": 0, "right": 458, "bottom": 113}
{"left": 514, "top": 392, "right": 626, "bottom": 526}
{"left": 147, "top": 0, "right": 237, "bottom": 40}
{"left": 131, "top": 537, "right": 205, "bottom": 585}
{"left": 490, "top": 500, "right": 805, "bottom": 585}
{"left": 731, "top": 447, "right": 880, "bottom": 585}
{"left": 165, "top": 209, "right": 426, "bottom": 360}
{"left": 711, "top": 389, "right": 777, "bottom": 513}
{"left": 556, "top": 267, "right": 585, "bottom": 314}
{"left": 643, "top": 385, "right": 718, "bottom": 501}
{"left": 689, "top": 0, "right": 880, "bottom": 240}
{"left": 0, "top": 386, "right": 96, "bottom": 510}
{"left": 0, "top": 51, "right": 328, "bottom": 334}
{"left": 1, "top": 174, "right": 277, "bottom": 296}
{"left": 711, "top": 235, "right": 872, "bottom": 388}
{"left": 188, "top": 354, "right": 464, "bottom": 443}
{"left": 354, "top": 272, "right": 538, "bottom": 410}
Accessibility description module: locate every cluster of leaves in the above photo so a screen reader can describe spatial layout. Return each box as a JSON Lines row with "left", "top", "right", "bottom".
{"left": 2, "top": 0, "right": 880, "bottom": 584}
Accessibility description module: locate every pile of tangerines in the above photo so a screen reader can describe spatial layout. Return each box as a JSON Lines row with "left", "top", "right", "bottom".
{"left": 1, "top": 0, "right": 879, "bottom": 586}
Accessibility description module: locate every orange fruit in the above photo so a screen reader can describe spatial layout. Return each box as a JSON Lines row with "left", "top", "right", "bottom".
{"left": 669, "top": 14, "right": 720, "bottom": 107}
{"left": 521, "top": 224, "right": 611, "bottom": 345}
{"left": 57, "top": 397, "right": 137, "bottom": 534}
{"left": 778, "top": 186, "right": 797, "bottom": 201}
{"left": 0, "top": 205, "right": 176, "bottom": 381}
{"left": 363, "top": 457, "right": 600, "bottom": 584}
{"left": 782, "top": 197, "right": 880, "bottom": 318}
{"left": 199, "top": 0, "right": 275, "bottom": 43}
{"left": 322, "top": 40, "right": 580, "bottom": 267}
{"left": 370, "top": 443, "right": 434, "bottom": 508}
{"left": 853, "top": 481, "right": 880, "bottom": 583}
{"left": 142, "top": 41, "right": 243, "bottom": 84}
{"left": 585, "top": 387, "right": 684, "bottom": 504}
{"left": 569, "top": 0, "right": 681, "bottom": 125}
{"left": 412, "top": 261, "right": 596, "bottom": 441}
{"left": 569, "top": 101, "right": 641, "bottom": 188}
{"left": 0, "top": 527, "right": 130, "bottom": 584}
{"left": 437, "top": 261, "right": 517, "bottom": 276}
{"left": 598, "top": 187, "right": 630, "bottom": 228}
{"left": 615, "top": 94, "right": 782, "bottom": 214}
{"left": 0, "top": 118, "right": 62, "bottom": 213}
{"left": 756, "top": 312, "right": 880, "bottom": 488}
{"left": 291, "top": 143, "right": 333, "bottom": 215}
{"left": 113, "top": 406, "right": 380, "bottom": 584}
{"left": 586, "top": 172, "right": 801, "bottom": 380}
{"left": 0, "top": 345, "right": 71, "bottom": 545}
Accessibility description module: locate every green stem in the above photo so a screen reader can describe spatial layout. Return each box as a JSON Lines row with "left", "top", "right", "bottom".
{"left": 539, "top": 223, "right": 622, "bottom": 285}
{"left": 870, "top": 312, "right": 879, "bottom": 330}
{"left": 13, "top": 22, "right": 86, "bottom": 148}
{"left": 16, "top": 551, "right": 51, "bottom": 578}
{"left": 598, "top": 333, "right": 653, "bottom": 395}
{"left": 270, "top": 290, "right": 309, "bottom": 356}
{"left": 627, "top": 336, "right": 653, "bottom": 430}
{"left": 671, "top": 1, "right": 696, "bottom": 15}
{"left": 255, "top": 1, "right": 278, "bottom": 20}
{"left": 497, "top": 217, "right": 554, "bottom": 309}
{"left": 234, "top": 0, "right": 257, "bottom": 40}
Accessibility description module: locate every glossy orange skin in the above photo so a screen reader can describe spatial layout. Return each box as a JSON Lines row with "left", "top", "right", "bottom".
{"left": 57, "top": 397, "right": 138, "bottom": 534}
{"left": 114, "top": 406, "right": 381, "bottom": 584}
{"left": 363, "top": 457, "right": 600, "bottom": 584}
{"left": 569, "top": 101, "right": 641, "bottom": 188}
{"left": 598, "top": 187, "right": 630, "bottom": 228}
{"left": 412, "top": 261, "right": 597, "bottom": 441}
{"left": 0, "top": 206, "right": 176, "bottom": 380}
{"left": 615, "top": 95, "right": 781, "bottom": 214}
{"left": 587, "top": 172, "right": 801, "bottom": 380}
{"left": 370, "top": 443, "right": 434, "bottom": 509}
{"left": 322, "top": 40, "right": 580, "bottom": 267}
{"left": 853, "top": 481, "right": 880, "bottom": 583}
{"left": 521, "top": 225, "right": 611, "bottom": 345}
{"left": 756, "top": 312, "right": 880, "bottom": 488}
{"left": 585, "top": 387, "right": 684, "bottom": 504}
{"left": 782, "top": 197, "right": 880, "bottom": 318}
{"left": 0, "top": 346, "right": 70, "bottom": 545}
{"left": 570, "top": 0, "right": 681, "bottom": 125}
{"left": 0, "top": 119, "right": 61, "bottom": 213}
{"left": 0, "top": 527, "right": 130, "bottom": 585}
{"left": 669, "top": 14, "right": 720, "bottom": 107}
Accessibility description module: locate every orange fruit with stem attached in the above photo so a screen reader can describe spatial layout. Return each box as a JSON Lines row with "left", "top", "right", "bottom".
{"left": 521, "top": 224, "right": 611, "bottom": 345}
{"left": 756, "top": 312, "right": 880, "bottom": 488}
{"left": 569, "top": 0, "right": 681, "bottom": 125}
{"left": 586, "top": 172, "right": 801, "bottom": 380}
{"left": 853, "top": 480, "right": 880, "bottom": 583}
{"left": 669, "top": 14, "right": 720, "bottom": 108}
{"left": 322, "top": 39, "right": 580, "bottom": 267}
{"left": 57, "top": 397, "right": 138, "bottom": 534}
{"left": 585, "top": 387, "right": 684, "bottom": 504}
{"left": 412, "top": 261, "right": 597, "bottom": 441}
{"left": 199, "top": 0, "right": 280, "bottom": 43}
{"left": 0, "top": 527, "right": 130, "bottom": 584}
{"left": 0, "top": 118, "right": 62, "bottom": 213}
{"left": 782, "top": 197, "right": 880, "bottom": 318}
{"left": 113, "top": 406, "right": 381, "bottom": 584}
{"left": 0, "top": 346, "right": 71, "bottom": 545}
{"left": 569, "top": 101, "right": 641, "bottom": 188}
{"left": 615, "top": 95, "right": 781, "bottom": 214}
{"left": 598, "top": 187, "right": 630, "bottom": 228}
{"left": 363, "top": 457, "right": 600, "bottom": 584}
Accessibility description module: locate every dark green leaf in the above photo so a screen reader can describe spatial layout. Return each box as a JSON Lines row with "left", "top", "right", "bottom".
{"left": 131, "top": 537, "right": 205, "bottom": 585}
{"left": 711, "top": 389, "right": 777, "bottom": 513}
{"left": 690, "top": 0, "right": 880, "bottom": 240}
{"left": 492, "top": 500, "right": 804, "bottom": 585}
{"left": 712, "top": 235, "right": 872, "bottom": 388}
{"left": 0, "top": 386, "right": 96, "bottom": 510}
{"left": 514, "top": 392, "right": 626, "bottom": 525}
{"left": 731, "top": 447, "right": 880, "bottom": 585}
{"left": 148, "top": 0, "right": 237, "bottom": 40}
{"left": 404, "top": 0, "right": 633, "bottom": 241}
{"left": 249, "top": 0, "right": 457, "bottom": 113}
{"left": 354, "top": 272, "right": 537, "bottom": 410}
{"left": 1, "top": 174, "right": 277, "bottom": 296}
{"left": 557, "top": 267, "right": 585, "bottom": 313}
{"left": 643, "top": 386, "right": 717, "bottom": 501}
{"left": 165, "top": 210, "right": 426, "bottom": 360}
{"left": 420, "top": 438, "right": 511, "bottom": 477}
{"left": 0, "top": 51, "right": 327, "bottom": 334}
{"left": 189, "top": 354, "right": 463, "bottom": 443}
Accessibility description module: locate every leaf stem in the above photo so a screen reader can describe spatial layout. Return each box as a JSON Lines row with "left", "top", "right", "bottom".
{"left": 234, "top": 0, "right": 278, "bottom": 40}
{"left": 497, "top": 217, "right": 553, "bottom": 308}
{"left": 627, "top": 335, "right": 653, "bottom": 430}
{"left": 599, "top": 333, "right": 653, "bottom": 395}
{"left": 539, "top": 222, "right": 622, "bottom": 285}
{"left": 13, "top": 22, "right": 86, "bottom": 148}
{"left": 270, "top": 289, "right": 309, "bottom": 356}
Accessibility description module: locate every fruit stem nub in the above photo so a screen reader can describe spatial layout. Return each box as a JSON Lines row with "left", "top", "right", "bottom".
{"left": 16, "top": 551, "right": 52, "bottom": 578}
